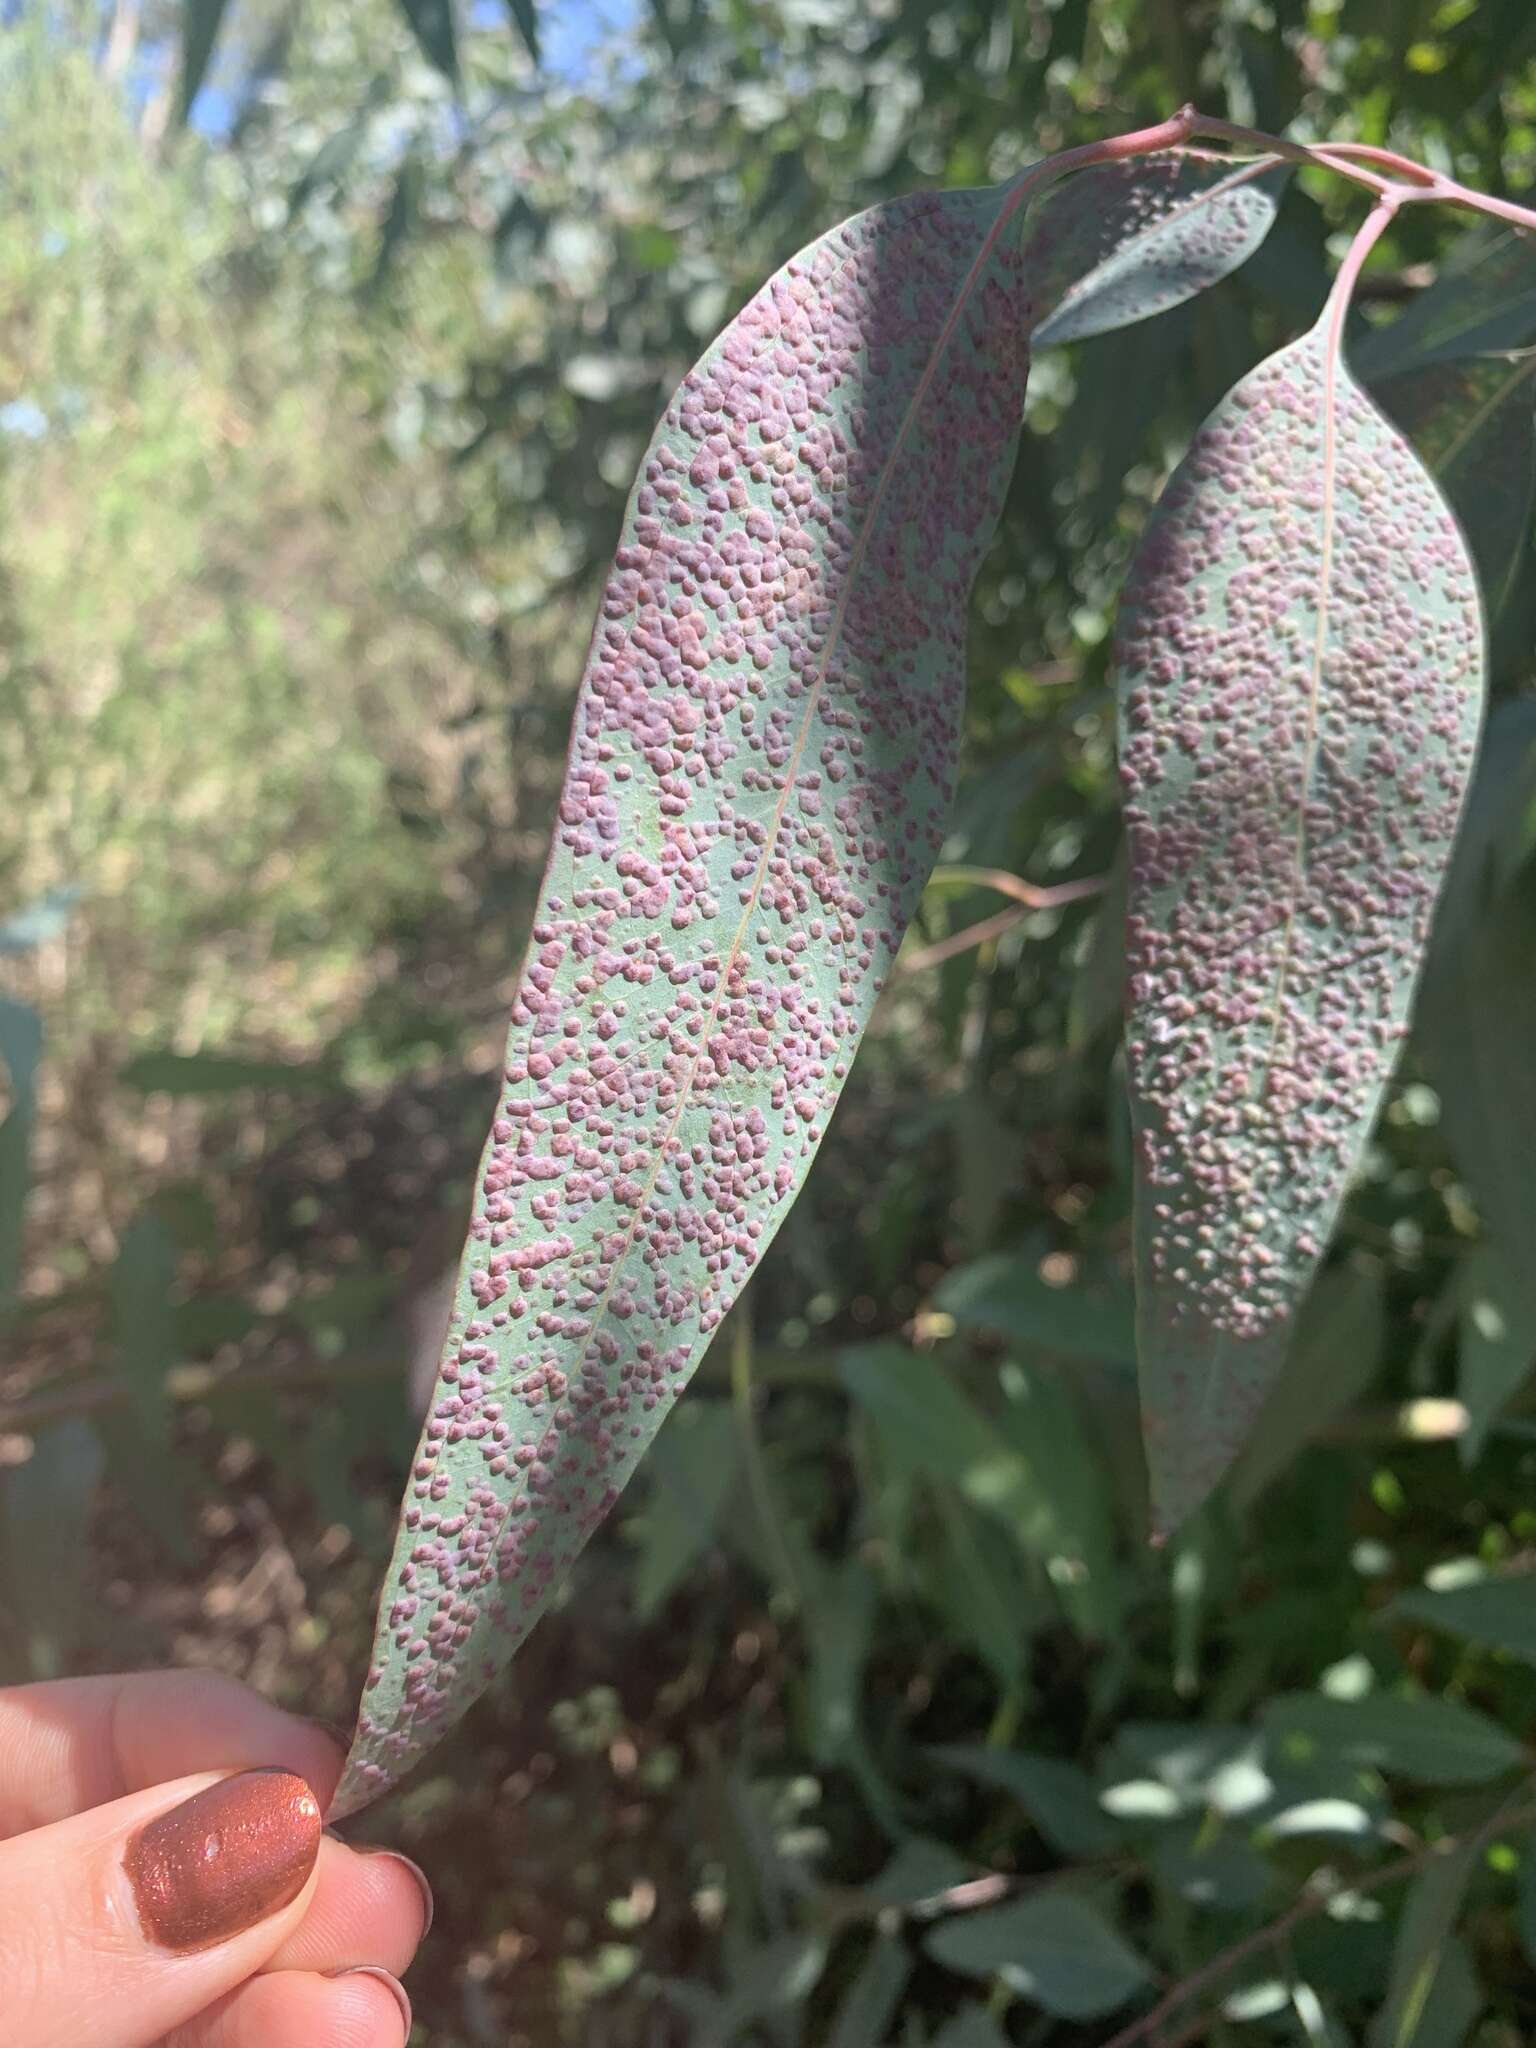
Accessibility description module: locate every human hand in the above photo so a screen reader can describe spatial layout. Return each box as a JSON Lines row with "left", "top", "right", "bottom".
{"left": 0, "top": 1670, "right": 431, "bottom": 2047}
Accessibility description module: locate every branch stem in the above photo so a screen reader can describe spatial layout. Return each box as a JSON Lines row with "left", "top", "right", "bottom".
{"left": 1098, "top": 1793, "right": 1536, "bottom": 2048}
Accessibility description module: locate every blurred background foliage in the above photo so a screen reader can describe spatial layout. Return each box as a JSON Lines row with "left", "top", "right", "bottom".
{"left": 4, "top": 0, "right": 1536, "bottom": 2041}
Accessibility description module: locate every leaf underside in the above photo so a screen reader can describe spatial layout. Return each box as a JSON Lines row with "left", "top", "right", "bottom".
{"left": 333, "top": 183, "right": 1031, "bottom": 1815}
{"left": 1116, "top": 310, "right": 1486, "bottom": 1536}
{"left": 1024, "top": 150, "right": 1284, "bottom": 349}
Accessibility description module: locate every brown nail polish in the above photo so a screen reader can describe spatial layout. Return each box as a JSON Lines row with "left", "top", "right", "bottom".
{"left": 325, "top": 1964, "right": 413, "bottom": 2038}
{"left": 125, "top": 1768, "right": 322, "bottom": 1953}
{"left": 349, "top": 1843, "right": 435, "bottom": 1938}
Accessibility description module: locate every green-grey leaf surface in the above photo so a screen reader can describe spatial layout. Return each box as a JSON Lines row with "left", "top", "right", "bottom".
{"left": 0, "top": 997, "right": 42, "bottom": 1323}
{"left": 1384, "top": 1572, "right": 1536, "bottom": 1666}
{"left": 924, "top": 1892, "right": 1150, "bottom": 2019}
{"left": 929, "top": 1744, "right": 1123, "bottom": 1859}
{"left": 1377, "top": 351, "right": 1536, "bottom": 618}
{"left": 335, "top": 178, "right": 1033, "bottom": 1816}
{"left": 1457, "top": 1240, "right": 1536, "bottom": 1460}
{"left": 1025, "top": 152, "right": 1284, "bottom": 348}
{"left": 1228, "top": 1261, "right": 1385, "bottom": 1509}
{"left": 1115, "top": 298, "right": 1486, "bottom": 1535}
{"left": 935, "top": 1251, "right": 1134, "bottom": 1363}
{"left": 1420, "top": 860, "right": 1536, "bottom": 1357}
{"left": 1355, "top": 227, "right": 1536, "bottom": 380}
{"left": 1262, "top": 1692, "right": 1523, "bottom": 1786}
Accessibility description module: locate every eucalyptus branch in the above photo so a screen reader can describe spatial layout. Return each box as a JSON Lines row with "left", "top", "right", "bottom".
{"left": 1098, "top": 1794, "right": 1536, "bottom": 2048}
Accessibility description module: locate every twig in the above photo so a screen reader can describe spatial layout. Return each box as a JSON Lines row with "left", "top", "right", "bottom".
{"left": 1098, "top": 1794, "right": 1536, "bottom": 2048}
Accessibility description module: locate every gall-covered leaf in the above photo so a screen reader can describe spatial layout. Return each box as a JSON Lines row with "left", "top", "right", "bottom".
{"left": 1024, "top": 150, "right": 1284, "bottom": 349}
{"left": 333, "top": 181, "right": 1032, "bottom": 1815}
{"left": 1116, "top": 298, "right": 1486, "bottom": 1536}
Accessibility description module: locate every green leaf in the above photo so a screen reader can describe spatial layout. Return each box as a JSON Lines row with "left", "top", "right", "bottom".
{"left": 397, "top": 0, "right": 459, "bottom": 83}
{"left": 935, "top": 1252, "right": 1134, "bottom": 1364}
{"left": 826, "top": 1935, "right": 911, "bottom": 2048}
{"left": 1025, "top": 152, "right": 1284, "bottom": 348}
{"left": 1377, "top": 351, "right": 1536, "bottom": 618}
{"left": 1384, "top": 1572, "right": 1536, "bottom": 1666}
{"left": 118, "top": 1050, "right": 335, "bottom": 1096}
{"left": 504, "top": 0, "right": 539, "bottom": 63}
{"left": 931, "top": 2009, "right": 1012, "bottom": 2048}
{"left": 1262, "top": 1692, "right": 1524, "bottom": 1786}
{"left": 0, "top": 998, "right": 42, "bottom": 1324}
{"left": 175, "top": 0, "right": 234, "bottom": 126}
{"left": 1420, "top": 861, "right": 1536, "bottom": 1362}
{"left": 1228, "top": 1261, "right": 1385, "bottom": 1509}
{"left": 862, "top": 1838, "right": 974, "bottom": 1908}
{"left": 0, "top": 1421, "right": 104, "bottom": 1680}
{"left": 629, "top": 1404, "right": 739, "bottom": 1619}
{"left": 924, "top": 1892, "right": 1150, "bottom": 2019}
{"left": 1371, "top": 1917, "right": 1483, "bottom": 2048}
{"left": 1116, "top": 286, "right": 1486, "bottom": 1536}
{"left": 1519, "top": 1847, "right": 1536, "bottom": 1968}
{"left": 1457, "top": 1241, "right": 1536, "bottom": 1460}
{"left": 1356, "top": 227, "right": 1536, "bottom": 380}
{"left": 929, "top": 1744, "right": 1123, "bottom": 1859}
{"left": 337, "top": 171, "right": 1035, "bottom": 1814}
{"left": 98, "top": 1217, "right": 197, "bottom": 1560}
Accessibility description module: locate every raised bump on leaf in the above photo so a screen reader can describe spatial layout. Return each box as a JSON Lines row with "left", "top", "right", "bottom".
{"left": 1115, "top": 276, "right": 1486, "bottom": 1537}
{"left": 331, "top": 180, "right": 1032, "bottom": 1817}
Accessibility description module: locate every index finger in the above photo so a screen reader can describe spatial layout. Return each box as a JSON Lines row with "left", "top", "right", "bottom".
{"left": 0, "top": 1673, "right": 347, "bottom": 1838}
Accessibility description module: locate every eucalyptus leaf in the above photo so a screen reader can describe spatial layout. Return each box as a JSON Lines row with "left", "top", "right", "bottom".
{"left": 1025, "top": 152, "right": 1284, "bottom": 348}
{"left": 336, "top": 171, "right": 1036, "bottom": 1813}
{"left": 1262, "top": 1692, "right": 1523, "bottom": 1787}
{"left": 924, "top": 1892, "right": 1150, "bottom": 2019}
{"left": 1116, "top": 287, "right": 1485, "bottom": 1533}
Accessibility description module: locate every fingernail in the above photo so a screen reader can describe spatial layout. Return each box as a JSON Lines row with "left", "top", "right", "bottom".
{"left": 326, "top": 1964, "right": 413, "bottom": 2038}
{"left": 126, "top": 1768, "right": 322, "bottom": 1953}
{"left": 349, "top": 1843, "right": 435, "bottom": 1938}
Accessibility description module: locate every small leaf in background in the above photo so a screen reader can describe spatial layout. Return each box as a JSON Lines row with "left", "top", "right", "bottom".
{"left": 1369, "top": 1832, "right": 1482, "bottom": 2048}
{"left": 398, "top": 0, "right": 459, "bottom": 84}
{"left": 0, "top": 996, "right": 42, "bottom": 1322}
{"left": 1384, "top": 1570, "right": 1536, "bottom": 1667}
{"left": 935, "top": 1251, "right": 1134, "bottom": 1364}
{"left": 333, "top": 160, "right": 1035, "bottom": 1814}
{"left": 1262, "top": 1692, "right": 1524, "bottom": 1786}
{"left": 628, "top": 1403, "right": 739, "bottom": 1620}
{"left": 1371, "top": 1930, "right": 1482, "bottom": 2048}
{"left": 924, "top": 1892, "right": 1150, "bottom": 2019}
{"left": 118, "top": 1049, "right": 336, "bottom": 1096}
{"left": 1519, "top": 1847, "right": 1536, "bottom": 1970}
{"left": 175, "top": 0, "right": 234, "bottom": 126}
{"left": 931, "top": 2009, "right": 1012, "bottom": 2048}
{"left": 1152, "top": 1827, "right": 1272, "bottom": 1913}
{"left": 1228, "top": 1261, "right": 1385, "bottom": 1510}
{"left": 1355, "top": 226, "right": 1536, "bottom": 380}
{"left": 826, "top": 1935, "right": 912, "bottom": 2048}
{"left": 1420, "top": 862, "right": 1536, "bottom": 1437}
{"left": 0, "top": 1420, "right": 104, "bottom": 1679}
{"left": 99, "top": 1216, "right": 195, "bottom": 1560}
{"left": 1024, "top": 152, "right": 1284, "bottom": 348}
{"left": 504, "top": 0, "right": 539, "bottom": 64}
{"left": 1377, "top": 350, "right": 1536, "bottom": 619}
{"left": 929, "top": 1745, "right": 1123, "bottom": 1859}
{"left": 1457, "top": 1241, "right": 1536, "bottom": 1461}
{"left": 862, "top": 1838, "right": 974, "bottom": 1909}
{"left": 1116, "top": 288, "right": 1485, "bottom": 1535}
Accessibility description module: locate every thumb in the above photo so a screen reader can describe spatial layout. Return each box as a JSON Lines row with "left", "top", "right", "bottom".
{"left": 0, "top": 1766, "right": 324, "bottom": 2048}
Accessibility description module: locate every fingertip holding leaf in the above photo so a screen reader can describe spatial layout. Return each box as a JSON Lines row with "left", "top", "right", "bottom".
{"left": 1115, "top": 297, "right": 1486, "bottom": 1538}
{"left": 333, "top": 179, "right": 1033, "bottom": 1817}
